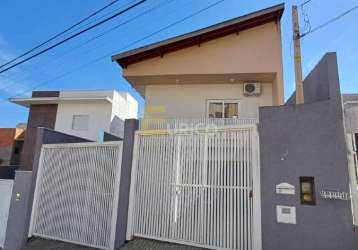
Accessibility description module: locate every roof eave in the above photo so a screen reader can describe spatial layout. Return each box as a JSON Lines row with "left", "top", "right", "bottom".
{"left": 112, "top": 3, "right": 284, "bottom": 68}
{"left": 9, "top": 97, "right": 113, "bottom": 108}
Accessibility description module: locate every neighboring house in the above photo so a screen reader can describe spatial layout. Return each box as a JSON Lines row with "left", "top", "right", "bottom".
{"left": 10, "top": 90, "right": 138, "bottom": 171}
{"left": 112, "top": 4, "right": 284, "bottom": 127}
{"left": 10, "top": 90, "right": 138, "bottom": 141}
{"left": 0, "top": 128, "right": 25, "bottom": 166}
{"left": 343, "top": 94, "right": 358, "bottom": 133}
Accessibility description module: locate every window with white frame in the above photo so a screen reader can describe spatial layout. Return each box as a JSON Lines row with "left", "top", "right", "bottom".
{"left": 72, "top": 115, "right": 89, "bottom": 131}
{"left": 207, "top": 100, "right": 239, "bottom": 118}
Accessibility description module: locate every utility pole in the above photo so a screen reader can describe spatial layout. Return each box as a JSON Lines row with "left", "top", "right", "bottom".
{"left": 292, "top": 5, "right": 305, "bottom": 104}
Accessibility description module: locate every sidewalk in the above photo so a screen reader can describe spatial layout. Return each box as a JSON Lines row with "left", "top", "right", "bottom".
{"left": 22, "top": 237, "right": 207, "bottom": 250}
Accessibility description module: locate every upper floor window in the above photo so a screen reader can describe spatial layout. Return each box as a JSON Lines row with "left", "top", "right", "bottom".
{"left": 208, "top": 100, "right": 239, "bottom": 118}
{"left": 72, "top": 115, "right": 89, "bottom": 131}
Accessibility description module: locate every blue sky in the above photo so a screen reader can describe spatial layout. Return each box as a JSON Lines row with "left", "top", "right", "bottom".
{"left": 0, "top": 0, "right": 357, "bottom": 127}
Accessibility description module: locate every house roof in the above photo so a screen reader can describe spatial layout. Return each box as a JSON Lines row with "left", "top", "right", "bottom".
{"left": 112, "top": 3, "right": 284, "bottom": 68}
{"left": 343, "top": 94, "right": 358, "bottom": 103}
{"left": 9, "top": 90, "right": 118, "bottom": 108}
{"left": 9, "top": 96, "right": 113, "bottom": 108}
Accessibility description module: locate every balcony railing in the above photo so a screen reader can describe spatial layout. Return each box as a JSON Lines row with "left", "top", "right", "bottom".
{"left": 139, "top": 117, "right": 259, "bottom": 130}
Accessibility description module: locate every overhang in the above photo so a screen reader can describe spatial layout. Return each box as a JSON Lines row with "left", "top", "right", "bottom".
{"left": 9, "top": 96, "right": 113, "bottom": 108}
{"left": 112, "top": 3, "right": 284, "bottom": 68}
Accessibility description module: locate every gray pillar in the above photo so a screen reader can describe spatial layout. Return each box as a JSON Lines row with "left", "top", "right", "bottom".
{"left": 3, "top": 171, "right": 33, "bottom": 250}
{"left": 114, "top": 119, "right": 139, "bottom": 249}
{"left": 4, "top": 128, "right": 46, "bottom": 250}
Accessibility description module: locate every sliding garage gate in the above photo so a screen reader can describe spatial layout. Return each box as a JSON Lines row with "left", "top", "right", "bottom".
{"left": 127, "top": 125, "right": 261, "bottom": 250}
{"left": 29, "top": 142, "right": 123, "bottom": 250}
{"left": 347, "top": 133, "right": 358, "bottom": 226}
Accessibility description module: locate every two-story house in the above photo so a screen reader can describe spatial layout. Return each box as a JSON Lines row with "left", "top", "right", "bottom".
{"left": 112, "top": 4, "right": 284, "bottom": 129}
{"left": 111, "top": 4, "right": 285, "bottom": 250}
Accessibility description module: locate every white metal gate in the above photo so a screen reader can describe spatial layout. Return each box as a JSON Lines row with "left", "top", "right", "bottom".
{"left": 29, "top": 142, "right": 123, "bottom": 250}
{"left": 127, "top": 125, "right": 261, "bottom": 250}
{"left": 347, "top": 133, "right": 358, "bottom": 226}
{"left": 0, "top": 179, "right": 14, "bottom": 249}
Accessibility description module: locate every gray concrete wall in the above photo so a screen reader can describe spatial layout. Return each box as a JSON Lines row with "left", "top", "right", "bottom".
{"left": 114, "top": 119, "right": 138, "bottom": 249}
{"left": 4, "top": 128, "right": 90, "bottom": 250}
{"left": 285, "top": 52, "right": 340, "bottom": 105}
{"left": 3, "top": 171, "right": 32, "bottom": 250}
{"left": 259, "top": 53, "right": 358, "bottom": 250}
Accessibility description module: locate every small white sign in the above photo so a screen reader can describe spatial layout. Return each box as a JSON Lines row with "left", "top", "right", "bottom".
{"left": 277, "top": 205, "right": 296, "bottom": 224}
{"left": 276, "top": 182, "right": 295, "bottom": 195}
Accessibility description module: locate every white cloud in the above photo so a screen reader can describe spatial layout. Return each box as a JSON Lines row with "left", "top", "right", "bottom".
{"left": 0, "top": 76, "right": 29, "bottom": 96}
{"left": 0, "top": 35, "right": 17, "bottom": 63}
{"left": 0, "top": 35, "right": 32, "bottom": 97}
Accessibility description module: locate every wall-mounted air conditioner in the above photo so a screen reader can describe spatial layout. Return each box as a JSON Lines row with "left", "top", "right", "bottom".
{"left": 243, "top": 82, "right": 261, "bottom": 96}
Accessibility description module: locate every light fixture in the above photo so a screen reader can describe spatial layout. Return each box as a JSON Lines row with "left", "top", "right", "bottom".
{"left": 175, "top": 79, "right": 180, "bottom": 83}
{"left": 229, "top": 78, "right": 235, "bottom": 83}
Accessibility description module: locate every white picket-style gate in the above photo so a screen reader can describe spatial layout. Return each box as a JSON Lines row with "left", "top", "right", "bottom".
{"left": 0, "top": 179, "right": 14, "bottom": 249}
{"left": 29, "top": 142, "right": 123, "bottom": 250}
{"left": 127, "top": 125, "right": 261, "bottom": 250}
{"left": 347, "top": 133, "right": 358, "bottom": 226}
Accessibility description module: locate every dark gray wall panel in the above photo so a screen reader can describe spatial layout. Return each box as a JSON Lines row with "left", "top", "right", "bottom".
{"left": 259, "top": 53, "right": 358, "bottom": 250}
{"left": 114, "top": 119, "right": 138, "bottom": 249}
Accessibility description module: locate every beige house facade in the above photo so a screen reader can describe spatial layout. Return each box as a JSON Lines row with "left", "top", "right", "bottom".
{"left": 113, "top": 4, "right": 285, "bottom": 121}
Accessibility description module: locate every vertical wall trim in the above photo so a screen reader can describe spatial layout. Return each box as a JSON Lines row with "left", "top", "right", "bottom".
{"left": 114, "top": 119, "right": 139, "bottom": 249}
{"left": 346, "top": 134, "right": 358, "bottom": 226}
{"left": 126, "top": 131, "right": 139, "bottom": 240}
{"left": 253, "top": 126, "right": 262, "bottom": 250}
{"left": 28, "top": 146, "right": 45, "bottom": 237}
{"left": 110, "top": 143, "right": 124, "bottom": 250}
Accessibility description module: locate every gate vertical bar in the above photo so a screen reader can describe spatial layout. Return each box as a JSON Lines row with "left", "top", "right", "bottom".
{"left": 126, "top": 133, "right": 140, "bottom": 240}
{"left": 346, "top": 134, "right": 358, "bottom": 226}
{"left": 28, "top": 146, "right": 45, "bottom": 237}
{"left": 252, "top": 126, "right": 262, "bottom": 250}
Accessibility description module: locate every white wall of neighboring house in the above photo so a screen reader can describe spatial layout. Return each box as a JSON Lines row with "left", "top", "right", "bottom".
{"left": 54, "top": 101, "right": 112, "bottom": 141}
{"left": 144, "top": 83, "right": 273, "bottom": 118}
{"left": 54, "top": 90, "right": 138, "bottom": 141}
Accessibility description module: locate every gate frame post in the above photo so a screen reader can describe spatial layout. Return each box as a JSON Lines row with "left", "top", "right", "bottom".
{"left": 126, "top": 130, "right": 139, "bottom": 241}
{"left": 112, "top": 119, "right": 139, "bottom": 248}
{"left": 346, "top": 133, "right": 358, "bottom": 226}
{"left": 28, "top": 146, "right": 45, "bottom": 237}
{"left": 110, "top": 142, "right": 124, "bottom": 250}
{"left": 252, "top": 126, "right": 262, "bottom": 250}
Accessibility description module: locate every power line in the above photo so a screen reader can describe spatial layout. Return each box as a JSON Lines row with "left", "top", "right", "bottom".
{"left": 301, "top": 4, "right": 358, "bottom": 37}
{"left": 3, "top": 0, "right": 226, "bottom": 103}
{"left": 0, "top": 0, "right": 175, "bottom": 92}
{"left": 299, "top": 0, "right": 312, "bottom": 7}
{"left": 44, "top": 0, "right": 139, "bottom": 44}
{"left": 300, "top": 3, "right": 311, "bottom": 34}
{"left": 0, "top": 0, "right": 147, "bottom": 75}
{"left": 0, "top": 0, "right": 124, "bottom": 69}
